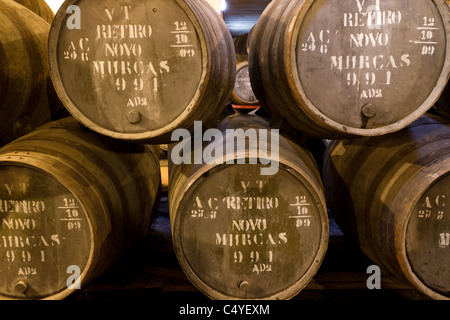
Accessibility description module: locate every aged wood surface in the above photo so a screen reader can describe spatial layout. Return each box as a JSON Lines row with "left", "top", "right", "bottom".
{"left": 0, "top": 0, "right": 64, "bottom": 146}
{"left": 234, "top": 33, "right": 249, "bottom": 63}
{"left": 48, "top": 0, "right": 236, "bottom": 144}
{"left": 0, "top": 117, "right": 161, "bottom": 300}
{"left": 168, "top": 114, "right": 330, "bottom": 299}
{"left": 323, "top": 113, "right": 450, "bottom": 300}
{"left": 13, "top": 0, "right": 55, "bottom": 24}
{"left": 248, "top": 0, "right": 450, "bottom": 138}
{"left": 67, "top": 197, "right": 429, "bottom": 301}
{"left": 231, "top": 61, "right": 260, "bottom": 107}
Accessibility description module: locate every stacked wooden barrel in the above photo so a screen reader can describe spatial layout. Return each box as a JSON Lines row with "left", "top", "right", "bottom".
{"left": 322, "top": 114, "right": 450, "bottom": 300}
{"left": 48, "top": 0, "right": 236, "bottom": 144}
{"left": 1, "top": 0, "right": 236, "bottom": 300}
{"left": 0, "top": 0, "right": 64, "bottom": 146}
{"left": 169, "top": 113, "right": 328, "bottom": 300}
{"left": 231, "top": 33, "right": 260, "bottom": 112}
{"left": 1, "top": 0, "right": 449, "bottom": 301}
{"left": 246, "top": 0, "right": 450, "bottom": 300}
{"left": 248, "top": 0, "right": 450, "bottom": 138}
{"left": 0, "top": 117, "right": 161, "bottom": 300}
{"left": 231, "top": 61, "right": 260, "bottom": 109}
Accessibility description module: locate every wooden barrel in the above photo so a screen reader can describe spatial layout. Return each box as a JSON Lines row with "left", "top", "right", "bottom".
{"left": 0, "top": 117, "right": 161, "bottom": 300}
{"left": 322, "top": 114, "right": 450, "bottom": 300}
{"left": 48, "top": 0, "right": 236, "bottom": 144}
{"left": 13, "top": 0, "right": 55, "bottom": 24}
{"left": 231, "top": 61, "right": 260, "bottom": 112}
{"left": 0, "top": 0, "right": 64, "bottom": 146}
{"left": 169, "top": 113, "right": 328, "bottom": 300}
{"left": 248, "top": 0, "right": 450, "bottom": 138}
{"left": 433, "top": 80, "right": 450, "bottom": 119}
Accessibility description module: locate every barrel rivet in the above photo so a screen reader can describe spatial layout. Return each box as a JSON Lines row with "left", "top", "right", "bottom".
{"left": 14, "top": 280, "right": 27, "bottom": 294}
{"left": 362, "top": 104, "right": 376, "bottom": 118}
{"left": 127, "top": 110, "right": 141, "bottom": 124}
{"left": 238, "top": 280, "right": 249, "bottom": 291}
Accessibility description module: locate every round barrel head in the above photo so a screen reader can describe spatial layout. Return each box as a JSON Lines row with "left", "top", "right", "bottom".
{"left": 232, "top": 63, "right": 259, "bottom": 105}
{"left": 406, "top": 174, "right": 450, "bottom": 298}
{"left": 173, "top": 163, "right": 327, "bottom": 300}
{"left": 49, "top": 0, "right": 204, "bottom": 141}
{"left": 0, "top": 165, "right": 91, "bottom": 299}
{"left": 294, "top": 0, "right": 448, "bottom": 134}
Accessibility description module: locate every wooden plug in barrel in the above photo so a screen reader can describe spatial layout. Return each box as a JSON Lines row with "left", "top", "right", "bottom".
{"left": 169, "top": 114, "right": 328, "bottom": 300}
{"left": 248, "top": 0, "right": 450, "bottom": 138}
{"left": 0, "top": 117, "right": 161, "bottom": 300}
{"left": 13, "top": 0, "right": 55, "bottom": 24}
{"left": 323, "top": 114, "right": 450, "bottom": 300}
{"left": 0, "top": 0, "right": 65, "bottom": 146}
{"left": 48, "top": 0, "right": 236, "bottom": 144}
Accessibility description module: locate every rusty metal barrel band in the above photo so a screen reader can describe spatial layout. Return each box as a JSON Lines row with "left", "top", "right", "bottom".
{"left": 406, "top": 173, "right": 450, "bottom": 297}
{"left": 294, "top": 0, "right": 448, "bottom": 130}
{"left": 174, "top": 163, "right": 325, "bottom": 300}
{"left": 50, "top": 0, "right": 204, "bottom": 136}
{"left": 0, "top": 165, "right": 90, "bottom": 300}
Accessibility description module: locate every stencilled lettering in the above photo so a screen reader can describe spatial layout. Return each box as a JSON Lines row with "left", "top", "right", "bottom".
{"left": 289, "top": 195, "right": 314, "bottom": 228}
{"left": 61, "top": 5, "right": 200, "bottom": 110}
{"left": 59, "top": 198, "right": 83, "bottom": 231}
{"left": 190, "top": 179, "right": 315, "bottom": 275}
{"left": 416, "top": 192, "right": 448, "bottom": 249}
{"left": 0, "top": 181, "right": 85, "bottom": 277}
{"left": 299, "top": 0, "right": 444, "bottom": 107}
{"left": 412, "top": 17, "right": 438, "bottom": 56}
{"left": 439, "top": 233, "right": 450, "bottom": 248}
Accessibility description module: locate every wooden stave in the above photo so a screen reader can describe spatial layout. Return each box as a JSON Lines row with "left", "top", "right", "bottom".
{"left": 322, "top": 114, "right": 450, "bottom": 300}
{"left": 0, "top": 117, "right": 161, "bottom": 300}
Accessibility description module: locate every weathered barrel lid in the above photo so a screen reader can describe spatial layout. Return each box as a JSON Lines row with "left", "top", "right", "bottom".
{"left": 48, "top": 0, "right": 212, "bottom": 142}
{"left": 0, "top": 157, "right": 93, "bottom": 300}
{"left": 404, "top": 170, "right": 450, "bottom": 300}
{"left": 171, "top": 161, "right": 328, "bottom": 300}
{"left": 323, "top": 114, "right": 450, "bottom": 300}
{"left": 286, "top": 0, "right": 450, "bottom": 136}
{"left": 231, "top": 61, "right": 259, "bottom": 106}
